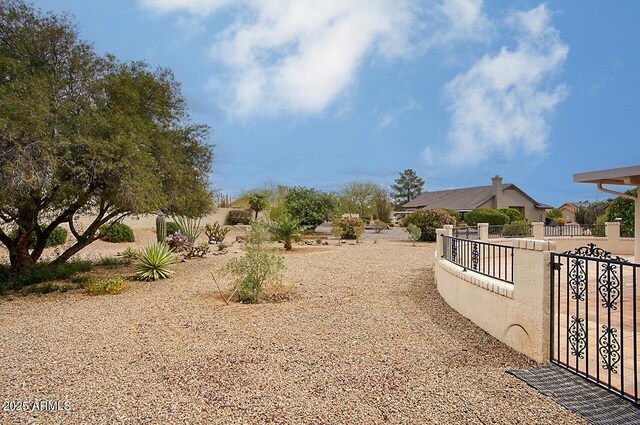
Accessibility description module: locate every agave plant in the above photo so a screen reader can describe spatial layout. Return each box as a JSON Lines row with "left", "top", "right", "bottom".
{"left": 135, "top": 243, "right": 177, "bottom": 281}
{"left": 269, "top": 217, "right": 302, "bottom": 250}
{"left": 174, "top": 216, "right": 202, "bottom": 243}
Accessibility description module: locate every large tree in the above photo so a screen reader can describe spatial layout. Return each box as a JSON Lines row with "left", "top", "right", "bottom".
{"left": 0, "top": 1, "right": 213, "bottom": 271}
{"left": 390, "top": 169, "right": 425, "bottom": 207}
{"left": 284, "top": 187, "right": 337, "bottom": 229}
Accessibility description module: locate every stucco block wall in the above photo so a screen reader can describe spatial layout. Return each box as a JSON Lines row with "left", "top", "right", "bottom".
{"left": 435, "top": 238, "right": 551, "bottom": 363}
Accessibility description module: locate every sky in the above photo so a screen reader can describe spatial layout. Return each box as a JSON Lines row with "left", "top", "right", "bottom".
{"left": 33, "top": 0, "right": 640, "bottom": 207}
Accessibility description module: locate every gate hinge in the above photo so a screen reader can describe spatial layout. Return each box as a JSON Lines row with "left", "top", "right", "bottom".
{"left": 552, "top": 261, "right": 562, "bottom": 271}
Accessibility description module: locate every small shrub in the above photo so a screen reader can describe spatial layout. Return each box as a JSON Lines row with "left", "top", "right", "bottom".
{"left": 166, "top": 221, "right": 180, "bottom": 236}
{"left": 86, "top": 276, "right": 129, "bottom": 295}
{"left": 8, "top": 225, "right": 68, "bottom": 248}
{"left": 226, "top": 209, "right": 253, "bottom": 225}
{"left": 165, "top": 231, "right": 192, "bottom": 253}
{"left": 464, "top": 208, "right": 509, "bottom": 226}
{"left": 445, "top": 209, "right": 462, "bottom": 224}
{"left": 371, "top": 220, "right": 388, "bottom": 233}
{"left": 94, "top": 257, "right": 132, "bottom": 268}
{"left": 402, "top": 209, "right": 456, "bottom": 242}
{"left": 498, "top": 208, "right": 525, "bottom": 223}
{"left": 187, "top": 243, "right": 210, "bottom": 258}
{"left": 501, "top": 221, "right": 532, "bottom": 237}
{"left": 217, "top": 242, "right": 230, "bottom": 251}
{"left": 0, "top": 261, "right": 92, "bottom": 293}
{"left": 205, "top": 222, "right": 230, "bottom": 244}
{"left": 121, "top": 247, "right": 139, "bottom": 259}
{"left": 269, "top": 217, "right": 302, "bottom": 250}
{"left": 21, "top": 282, "right": 60, "bottom": 295}
{"left": 407, "top": 224, "right": 422, "bottom": 245}
{"left": 135, "top": 243, "right": 176, "bottom": 281}
{"left": 332, "top": 217, "right": 365, "bottom": 240}
{"left": 316, "top": 239, "right": 322, "bottom": 245}
{"left": 225, "top": 251, "right": 285, "bottom": 302}
{"left": 99, "top": 222, "right": 135, "bottom": 243}
{"left": 591, "top": 215, "right": 607, "bottom": 237}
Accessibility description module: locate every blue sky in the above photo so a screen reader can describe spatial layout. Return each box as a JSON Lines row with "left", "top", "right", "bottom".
{"left": 34, "top": 0, "right": 640, "bottom": 207}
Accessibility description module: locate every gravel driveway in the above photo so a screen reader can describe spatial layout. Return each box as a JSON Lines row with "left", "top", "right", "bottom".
{"left": 0, "top": 240, "right": 584, "bottom": 424}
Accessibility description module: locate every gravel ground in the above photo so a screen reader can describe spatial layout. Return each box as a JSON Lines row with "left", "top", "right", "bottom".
{"left": 0, "top": 237, "right": 585, "bottom": 424}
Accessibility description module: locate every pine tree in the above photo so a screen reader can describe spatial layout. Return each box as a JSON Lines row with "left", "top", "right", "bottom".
{"left": 390, "top": 169, "right": 425, "bottom": 207}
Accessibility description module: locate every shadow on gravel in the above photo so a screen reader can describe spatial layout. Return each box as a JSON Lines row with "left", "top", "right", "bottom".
{"left": 404, "top": 266, "right": 538, "bottom": 370}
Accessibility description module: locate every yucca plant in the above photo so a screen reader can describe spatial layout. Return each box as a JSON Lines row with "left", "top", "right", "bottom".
{"left": 174, "top": 216, "right": 202, "bottom": 243}
{"left": 135, "top": 243, "right": 176, "bottom": 281}
{"left": 269, "top": 217, "right": 302, "bottom": 250}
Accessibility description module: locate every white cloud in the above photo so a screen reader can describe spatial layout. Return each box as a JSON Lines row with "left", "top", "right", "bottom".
{"left": 140, "top": 0, "right": 492, "bottom": 118}
{"left": 439, "top": 4, "right": 568, "bottom": 164}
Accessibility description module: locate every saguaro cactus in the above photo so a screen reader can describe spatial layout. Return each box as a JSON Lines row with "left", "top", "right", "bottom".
{"left": 156, "top": 214, "right": 166, "bottom": 243}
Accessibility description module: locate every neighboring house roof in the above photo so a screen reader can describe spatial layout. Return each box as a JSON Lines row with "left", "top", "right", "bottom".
{"left": 403, "top": 183, "right": 551, "bottom": 211}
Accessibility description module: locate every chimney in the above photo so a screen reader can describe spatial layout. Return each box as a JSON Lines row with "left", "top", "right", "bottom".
{"left": 492, "top": 175, "right": 504, "bottom": 209}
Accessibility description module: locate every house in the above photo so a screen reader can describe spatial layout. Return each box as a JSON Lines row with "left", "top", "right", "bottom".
{"left": 402, "top": 176, "right": 551, "bottom": 221}
{"left": 557, "top": 201, "right": 609, "bottom": 223}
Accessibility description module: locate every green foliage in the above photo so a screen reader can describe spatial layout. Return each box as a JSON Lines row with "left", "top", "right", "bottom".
{"left": 0, "top": 261, "right": 92, "bottom": 293}
{"left": 166, "top": 221, "right": 180, "bottom": 236}
{"left": 86, "top": 276, "right": 129, "bottom": 295}
{"left": 284, "top": 187, "right": 338, "bottom": 228}
{"left": 464, "top": 208, "right": 510, "bottom": 226}
{"left": 225, "top": 251, "right": 285, "bottom": 303}
{"left": 606, "top": 188, "right": 636, "bottom": 237}
{"left": 574, "top": 205, "right": 596, "bottom": 226}
{"left": 0, "top": 2, "right": 213, "bottom": 272}
{"left": 407, "top": 224, "right": 422, "bottom": 245}
{"left": 591, "top": 214, "right": 607, "bottom": 237}
{"left": 225, "top": 220, "right": 285, "bottom": 302}
{"left": 205, "top": 222, "right": 230, "bottom": 244}
{"left": 338, "top": 181, "right": 380, "bottom": 218}
{"left": 445, "top": 209, "right": 463, "bottom": 224}
{"left": 268, "top": 203, "right": 289, "bottom": 222}
{"left": 270, "top": 218, "right": 302, "bottom": 250}
{"left": 226, "top": 209, "right": 253, "bottom": 225}
{"left": 174, "top": 216, "right": 201, "bottom": 243}
{"left": 94, "top": 257, "right": 132, "bottom": 268}
{"left": 402, "top": 209, "right": 456, "bottom": 241}
{"left": 121, "top": 247, "right": 138, "bottom": 259}
{"left": 390, "top": 169, "right": 425, "bottom": 207}
{"left": 546, "top": 208, "right": 564, "bottom": 220}
{"left": 156, "top": 215, "right": 167, "bottom": 243}
{"left": 498, "top": 208, "right": 525, "bottom": 223}
{"left": 99, "top": 222, "right": 135, "bottom": 243}
{"left": 217, "top": 242, "right": 230, "bottom": 251}
{"left": 248, "top": 192, "right": 269, "bottom": 219}
{"left": 371, "top": 220, "right": 388, "bottom": 233}
{"left": 332, "top": 217, "right": 365, "bottom": 240}
{"left": 135, "top": 243, "right": 176, "bottom": 281}
{"left": 8, "top": 225, "right": 67, "bottom": 248}
{"left": 188, "top": 242, "right": 210, "bottom": 258}
{"left": 501, "top": 221, "right": 532, "bottom": 237}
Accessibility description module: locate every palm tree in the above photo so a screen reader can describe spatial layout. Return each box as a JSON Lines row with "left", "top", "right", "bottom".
{"left": 248, "top": 192, "right": 269, "bottom": 219}
{"left": 269, "top": 218, "right": 302, "bottom": 250}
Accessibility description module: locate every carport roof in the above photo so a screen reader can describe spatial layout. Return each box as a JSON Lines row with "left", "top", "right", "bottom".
{"left": 574, "top": 165, "right": 640, "bottom": 186}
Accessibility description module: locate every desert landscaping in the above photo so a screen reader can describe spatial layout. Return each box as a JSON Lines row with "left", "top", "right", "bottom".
{"left": 0, "top": 227, "right": 585, "bottom": 424}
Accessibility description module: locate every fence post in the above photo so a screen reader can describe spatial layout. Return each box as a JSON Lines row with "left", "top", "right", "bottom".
{"left": 478, "top": 223, "right": 489, "bottom": 241}
{"left": 532, "top": 222, "right": 544, "bottom": 240}
{"left": 443, "top": 224, "right": 453, "bottom": 236}
{"left": 436, "top": 229, "right": 447, "bottom": 257}
{"left": 605, "top": 221, "right": 621, "bottom": 242}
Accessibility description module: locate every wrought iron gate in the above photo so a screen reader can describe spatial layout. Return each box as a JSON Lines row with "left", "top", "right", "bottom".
{"left": 550, "top": 243, "right": 639, "bottom": 403}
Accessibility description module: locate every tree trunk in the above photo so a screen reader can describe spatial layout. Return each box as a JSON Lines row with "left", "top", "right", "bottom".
{"left": 284, "top": 240, "right": 292, "bottom": 250}
{"left": 8, "top": 244, "right": 36, "bottom": 270}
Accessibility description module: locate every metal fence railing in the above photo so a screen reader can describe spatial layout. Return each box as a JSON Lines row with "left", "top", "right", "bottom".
{"left": 488, "top": 223, "right": 533, "bottom": 238}
{"left": 452, "top": 226, "right": 478, "bottom": 240}
{"left": 544, "top": 224, "right": 606, "bottom": 237}
{"left": 551, "top": 245, "right": 639, "bottom": 404}
{"left": 441, "top": 235, "right": 514, "bottom": 283}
